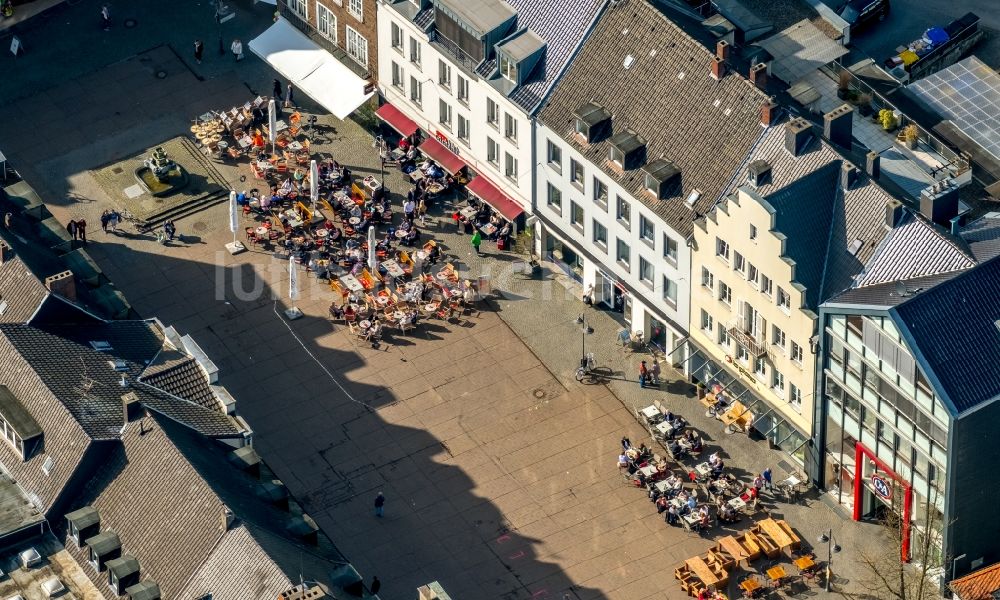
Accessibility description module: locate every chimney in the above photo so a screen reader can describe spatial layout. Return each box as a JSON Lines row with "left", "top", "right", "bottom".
{"left": 840, "top": 162, "right": 859, "bottom": 190}
{"left": 760, "top": 99, "right": 778, "bottom": 126}
{"left": 784, "top": 118, "right": 812, "bottom": 157}
{"left": 950, "top": 215, "right": 963, "bottom": 236}
{"left": 44, "top": 270, "right": 77, "bottom": 302}
{"left": 221, "top": 506, "right": 237, "bottom": 531}
{"left": 919, "top": 179, "right": 959, "bottom": 227}
{"left": 885, "top": 199, "right": 905, "bottom": 229}
{"left": 121, "top": 392, "right": 143, "bottom": 422}
{"left": 823, "top": 104, "right": 854, "bottom": 149}
{"left": 0, "top": 240, "right": 12, "bottom": 264}
{"left": 716, "top": 40, "right": 730, "bottom": 63}
{"left": 866, "top": 151, "right": 881, "bottom": 180}
{"left": 710, "top": 56, "right": 725, "bottom": 80}
{"left": 749, "top": 63, "right": 767, "bottom": 90}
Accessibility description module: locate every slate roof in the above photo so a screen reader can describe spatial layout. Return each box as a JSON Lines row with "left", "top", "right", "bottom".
{"left": 719, "top": 119, "right": 898, "bottom": 309}
{"left": 951, "top": 561, "right": 1000, "bottom": 600}
{"left": 825, "top": 271, "right": 961, "bottom": 308}
{"left": 538, "top": 0, "right": 770, "bottom": 238}
{"left": 960, "top": 212, "right": 1000, "bottom": 263}
{"left": 134, "top": 383, "right": 243, "bottom": 438}
{"left": 855, "top": 211, "right": 975, "bottom": 287}
{"left": 891, "top": 255, "right": 1000, "bottom": 414}
{"left": 68, "top": 416, "right": 347, "bottom": 600}
{"left": 141, "top": 351, "right": 218, "bottom": 412}
{"left": 0, "top": 256, "right": 48, "bottom": 324}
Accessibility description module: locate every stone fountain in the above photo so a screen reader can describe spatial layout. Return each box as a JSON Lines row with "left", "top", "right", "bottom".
{"left": 134, "top": 146, "right": 189, "bottom": 196}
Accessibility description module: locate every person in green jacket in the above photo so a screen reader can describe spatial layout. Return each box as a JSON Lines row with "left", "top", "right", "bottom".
{"left": 471, "top": 230, "right": 482, "bottom": 254}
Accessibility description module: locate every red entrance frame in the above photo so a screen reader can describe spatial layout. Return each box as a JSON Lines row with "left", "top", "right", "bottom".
{"left": 853, "top": 441, "right": 913, "bottom": 561}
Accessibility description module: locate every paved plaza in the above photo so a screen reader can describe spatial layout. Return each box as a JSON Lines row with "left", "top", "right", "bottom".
{"left": 0, "top": 6, "right": 889, "bottom": 598}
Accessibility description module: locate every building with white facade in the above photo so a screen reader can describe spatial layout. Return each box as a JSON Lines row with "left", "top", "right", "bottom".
{"left": 375, "top": 0, "right": 606, "bottom": 226}
{"left": 533, "top": 0, "right": 769, "bottom": 357}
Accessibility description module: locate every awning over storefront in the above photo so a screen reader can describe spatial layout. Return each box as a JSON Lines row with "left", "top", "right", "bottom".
{"left": 418, "top": 137, "right": 467, "bottom": 174}
{"left": 248, "top": 18, "right": 373, "bottom": 120}
{"left": 466, "top": 174, "right": 524, "bottom": 221}
{"left": 375, "top": 103, "right": 420, "bottom": 138}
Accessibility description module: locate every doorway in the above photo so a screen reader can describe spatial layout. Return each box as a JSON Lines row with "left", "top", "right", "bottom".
{"left": 596, "top": 271, "right": 614, "bottom": 309}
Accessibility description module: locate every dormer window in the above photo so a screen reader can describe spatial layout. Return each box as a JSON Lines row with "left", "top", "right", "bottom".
{"left": 499, "top": 52, "right": 517, "bottom": 83}
{"left": 643, "top": 159, "right": 681, "bottom": 200}
{"left": 608, "top": 129, "right": 646, "bottom": 170}
{"left": 0, "top": 385, "right": 44, "bottom": 461}
{"left": 496, "top": 29, "right": 545, "bottom": 87}
{"left": 66, "top": 506, "right": 100, "bottom": 546}
{"left": 86, "top": 530, "right": 122, "bottom": 571}
{"left": 572, "top": 102, "right": 612, "bottom": 144}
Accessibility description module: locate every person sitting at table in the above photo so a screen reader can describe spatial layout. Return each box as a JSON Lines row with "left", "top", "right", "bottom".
{"left": 655, "top": 495, "right": 669, "bottom": 514}
{"left": 667, "top": 439, "right": 685, "bottom": 459}
{"left": 711, "top": 460, "right": 725, "bottom": 479}
{"left": 260, "top": 195, "right": 273, "bottom": 212}
{"left": 403, "top": 227, "right": 419, "bottom": 246}
{"left": 398, "top": 137, "right": 410, "bottom": 151}
{"left": 428, "top": 243, "right": 441, "bottom": 265}
{"left": 686, "top": 495, "right": 698, "bottom": 514}
{"left": 666, "top": 504, "right": 680, "bottom": 526}
{"left": 708, "top": 452, "right": 721, "bottom": 467}
{"left": 340, "top": 165, "right": 352, "bottom": 181}
{"left": 349, "top": 204, "right": 362, "bottom": 219}
{"left": 252, "top": 129, "right": 265, "bottom": 150}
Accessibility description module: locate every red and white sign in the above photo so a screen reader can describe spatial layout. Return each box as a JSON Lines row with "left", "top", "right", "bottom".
{"left": 871, "top": 474, "right": 892, "bottom": 500}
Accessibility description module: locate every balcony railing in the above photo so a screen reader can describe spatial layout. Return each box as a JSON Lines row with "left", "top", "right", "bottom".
{"left": 429, "top": 31, "right": 481, "bottom": 74}
{"left": 727, "top": 321, "right": 770, "bottom": 359}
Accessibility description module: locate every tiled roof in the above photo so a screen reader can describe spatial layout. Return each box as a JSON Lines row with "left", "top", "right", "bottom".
{"left": 538, "top": 0, "right": 770, "bottom": 238}
{"left": 855, "top": 211, "right": 975, "bottom": 287}
{"left": 134, "top": 383, "right": 243, "bottom": 438}
{"left": 499, "top": 0, "right": 606, "bottom": 114}
{"left": 0, "top": 256, "right": 48, "bottom": 324}
{"left": 721, "top": 119, "right": 898, "bottom": 308}
{"left": 892, "top": 255, "right": 1000, "bottom": 414}
{"left": 141, "top": 352, "right": 218, "bottom": 412}
{"left": 951, "top": 561, "right": 1000, "bottom": 600}
{"left": 960, "top": 212, "right": 1000, "bottom": 263}
{"left": 824, "top": 271, "right": 961, "bottom": 308}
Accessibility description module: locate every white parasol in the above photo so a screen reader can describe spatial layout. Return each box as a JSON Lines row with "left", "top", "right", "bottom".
{"left": 309, "top": 159, "right": 319, "bottom": 212}
{"left": 288, "top": 255, "right": 298, "bottom": 301}
{"left": 267, "top": 99, "right": 277, "bottom": 152}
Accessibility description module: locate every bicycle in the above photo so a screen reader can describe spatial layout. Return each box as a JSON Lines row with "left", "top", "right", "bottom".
{"left": 118, "top": 208, "right": 152, "bottom": 234}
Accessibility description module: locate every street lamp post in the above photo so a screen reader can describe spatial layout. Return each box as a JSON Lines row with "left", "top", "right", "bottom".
{"left": 575, "top": 313, "right": 593, "bottom": 362}
{"left": 818, "top": 530, "right": 841, "bottom": 592}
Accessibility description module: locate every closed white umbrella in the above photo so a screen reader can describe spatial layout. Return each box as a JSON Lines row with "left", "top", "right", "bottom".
{"left": 309, "top": 159, "right": 319, "bottom": 212}
{"left": 367, "top": 225, "right": 377, "bottom": 271}
{"left": 224, "top": 190, "right": 245, "bottom": 254}
{"left": 288, "top": 255, "right": 298, "bottom": 301}
{"left": 267, "top": 99, "right": 277, "bottom": 153}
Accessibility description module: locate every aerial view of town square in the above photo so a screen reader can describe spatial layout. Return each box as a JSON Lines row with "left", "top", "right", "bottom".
{"left": 0, "top": 0, "right": 999, "bottom": 597}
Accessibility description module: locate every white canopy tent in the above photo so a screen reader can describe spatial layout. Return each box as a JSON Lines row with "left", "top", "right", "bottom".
{"left": 248, "top": 18, "right": 373, "bottom": 120}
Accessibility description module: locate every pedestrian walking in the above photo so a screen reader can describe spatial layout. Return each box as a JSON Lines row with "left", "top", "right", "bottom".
{"left": 471, "top": 230, "right": 482, "bottom": 254}
{"left": 417, "top": 198, "right": 427, "bottom": 226}
{"left": 272, "top": 78, "right": 283, "bottom": 101}
{"left": 109, "top": 210, "right": 120, "bottom": 233}
{"left": 194, "top": 39, "right": 204, "bottom": 64}
{"left": 100, "top": 4, "right": 111, "bottom": 30}
{"left": 67, "top": 219, "right": 78, "bottom": 241}
{"left": 621, "top": 436, "right": 631, "bottom": 452}
{"left": 639, "top": 360, "right": 648, "bottom": 388}
{"left": 3, "top": 212, "right": 12, "bottom": 229}
{"left": 374, "top": 492, "right": 385, "bottom": 517}
{"left": 649, "top": 359, "right": 661, "bottom": 385}
{"left": 762, "top": 467, "right": 773, "bottom": 491}
{"left": 231, "top": 38, "right": 244, "bottom": 61}
{"left": 285, "top": 83, "right": 295, "bottom": 108}
{"left": 100, "top": 210, "right": 110, "bottom": 233}
{"left": 77, "top": 219, "right": 88, "bottom": 244}
{"left": 370, "top": 576, "right": 381, "bottom": 595}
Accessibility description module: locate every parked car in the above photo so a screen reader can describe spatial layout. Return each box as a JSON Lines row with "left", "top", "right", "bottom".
{"left": 839, "top": 0, "right": 890, "bottom": 33}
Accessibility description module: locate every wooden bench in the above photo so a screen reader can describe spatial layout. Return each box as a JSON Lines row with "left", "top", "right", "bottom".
{"left": 750, "top": 531, "right": 781, "bottom": 559}
{"left": 779, "top": 520, "right": 802, "bottom": 550}
{"left": 736, "top": 533, "right": 762, "bottom": 561}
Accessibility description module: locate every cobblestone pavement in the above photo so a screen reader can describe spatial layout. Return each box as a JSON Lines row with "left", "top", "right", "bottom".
{"left": 0, "top": 10, "right": 889, "bottom": 597}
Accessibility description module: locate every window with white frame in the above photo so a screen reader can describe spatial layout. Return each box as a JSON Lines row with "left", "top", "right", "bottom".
{"left": 663, "top": 275, "right": 678, "bottom": 306}
{"left": 609, "top": 146, "right": 624, "bottom": 168}
{"left": 345, "top": 26, "right": 368, "bottom": 68}
{"left": 791, "top": 341, "right": 803, "bottom": 364}
{"left": 499, "top": 52, "right": 517, "bottom": 82}
{"left": 593, "top": 178, "right": 608, "bottom": 207}
{"left": 737, "top": 345, "right": 750, "bottom": 363}
{"left": 546, "top": 140, "right": 562, "bottom": 172}
{"left": 734, "top": 251, "right": 746, "bottom": 276}
{"left": 289, "top": 0, "right": 307, "bottom": 19}
{"left": 570, "top": 201, "right": 584, "bottom": 230}
{"left": 789, "top": 383, "right": 802, "bottom": 409}
{"left": 438, "top": 60, "right": 452, "bottom": 88}
{"left": 487, "top": 98, "right": 498, "bottom": 128}
{"left": 718, "top": 281, "right": 732, "bottom": 305}
{"left": 616, "top": 239, "right": 630, "bottom": 269}
{"left": 504, "top": 113, "right": 517, "bottom": 142}
{"left": 750, "top": 224, "right": 758, "bottom": 240}
{"left": 772, "top": 325, "right": 786, "bottom": 351}
{"left": 716, "top": 238, "right": 730, "bottom": 261}
{"left": 504, "top": 152, "right": 518, "bottom": 182}
{"left": 755, "top": 357, "right": 767, "bottom": 377}
{"left": 639, "top": 257, "right": 654, "bottom": 286}
{"left": 457, "top": 76, "right": 469, "bottom": 104}
{"left": 570, "top": 159, "right": 584, "bottom": 190}
{"left": 409, "top": 37, "right": 421, "bottom": 65}
{"left": 391, "top": 62, "right": 403, "bottom": 90}
{"left": 639, "top": 215, "right": 654, "bottom": 244}
{"left": 664, "top": 235, "right": 678, "bottom": 266}
{"left": 777, "top": 286, "right": 791, "bottom": 311}
{"left": 761, "top": 274, "right": 773, "bottom": 297}
{"left": 701, "top": 267, "right": 714, "bottom": 291}
{"left": 617, "top": 196, "right": 630, "bottom": 227}
{"left": 487, "top": 137, "right": 499, "bottom": 166}
{"left": 316, "top": 3, "right": 336, "bottom": 41}
{"left": 718, "top": 323, "right": 731, "bottom": 346}
{"left": 391, "top": 21, "right": 403, "bottom": 51}
{"left": 457, "top": 115, "right": 470, "bottom": 143}
{"left": 748, "top": 263, "right": 759, "bottom": 288}
{"left": 772, "top": 369, "right": 785, "bottom": 396}
{"left": 409, "top": 76, "right": 422, "bottom": 105}
{"left": 547, "top": 183, "right": 562, "bottom": 212}
{"left": 347, "top": 0, "right": 362, "bottom": 21}
{"left": 593, "top": 220, "right": 607, "bottom": 249}
{"left": 438, "top": 100, "right": 452, "bottom": 129}
{"left": 701, "top": 310, "right": 713, "bottom": 334}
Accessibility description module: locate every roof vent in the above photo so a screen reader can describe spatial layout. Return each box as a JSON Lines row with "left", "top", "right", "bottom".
{"left": 685, "top": 189, "right": 702, "bottom": 206}
{"left": 623, "top": 54, "right": 636, "bottom": 69}
{"left": 108, "top": 359, "right": 128, "bottom": 372}
{"left": 41, "top": 456, "right": 54, "bottom": 476}
{"left": 848, "top": 239, "right": 863, "bottom": 256}
{"left": 19, "top": 548, "right": 41, "bottom": 568}
{"left": 89, "top": 341, "right": 113, "bottom": 351}
{"left": 41, "top": 578, "right": 65, "bottom": 598}
{"left": 747, "top": 160, "right": 771, "bottom": 187}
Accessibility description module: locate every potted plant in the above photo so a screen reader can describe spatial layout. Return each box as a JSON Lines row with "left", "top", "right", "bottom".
{"left": 899, "top": 124, "right": 919, "bottom": 149}
{"left": 857, "top": 93, "right": 873, "bottom": 117}
{"left": 879, "top": 109, "right": 898, "bottom": 132}
{"left": 837, "top": 70, "right": 853, "bottom": 100}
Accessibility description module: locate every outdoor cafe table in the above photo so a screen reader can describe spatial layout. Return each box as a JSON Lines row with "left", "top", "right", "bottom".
{"left": 340, "top": 274, "right": 364, "bottom": 293}
{"left": 794, "top": 556, "right": 816, "bottom": 572}
{"left": 758, "top": 518, "right": 795, "bottom": 551}
{"left": 460, "top": 206, "right": 478, "bottom": 220}
{"left": 685, "top": 557, "right": 724, "bottom": 587}
{"left": 718, "top": 535, "right": 751, "bottom": 565}
{"left": 739, "top": 578, "right": 762, "bottom": 596}
{"left": 382, "top": 259, "right": 405, "bottom": 278}
{"left": 255, "top": 226, "right": 269, "bottom": 237}
{"left": 480, "top": 223, "right": 497, "bottom": 236}
{"left": 639, "top": 465, "right": 657, "bottom": 478}
{"left": 766, "top": 565, "right": 787, "bottom": 583}
{"left": 727, "top": 497, "right": 747, "bottom": 511}
{"left": 654, "top": 480, "right": 671, "bottom": 493}
{"left": 409, "top": 170, "right": 425, "bottom": 183}
{"left": 695, "top": 462, "right": 713, "bottom": 476}
{"left": 655, "top": 421, "right": 672, "bottom": 435}
{"left": 640, "top": 405, "right": 659, "bottom": 419}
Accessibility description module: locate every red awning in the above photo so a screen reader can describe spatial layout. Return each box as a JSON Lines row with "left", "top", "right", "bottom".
{"left": 418, "top": 137, "right": 467, "bottom": 174}
{"left": 375, "top": 103, "right": 419, "bottom": 138}
{"left": 466, "top": 175, "right": 524, "bottom": 221}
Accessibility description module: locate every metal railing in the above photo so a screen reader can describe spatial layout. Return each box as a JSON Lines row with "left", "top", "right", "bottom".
{"left": 726, "top": 320, "right": 770, "bottom": 359}
{"left": 429, "top": 31, "right": 481, "bottom": 74}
